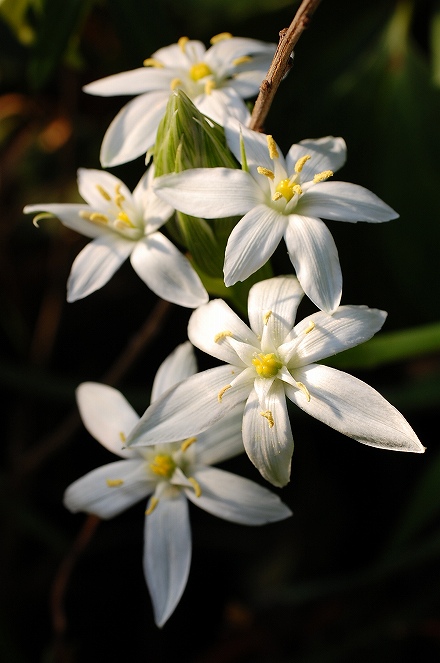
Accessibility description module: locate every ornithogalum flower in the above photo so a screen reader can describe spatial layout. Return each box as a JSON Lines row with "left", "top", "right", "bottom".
{"left": 84, "top": 34, "right": 275, "bottom": 167}
{"left": 64, "top": 342, "right": 291, "bottom": 627}
{"left": 24, "top": 166, "right": 208, "bottom": 307}
{"left": 154, "top": 122, "right": 399, "bottom": 313}
{"left": 127, "top": 277, "right": 424, "bottom": 488}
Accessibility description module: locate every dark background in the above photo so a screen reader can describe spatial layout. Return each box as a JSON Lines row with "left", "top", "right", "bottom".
{"left": 1, "top": 0, "right": 440, "bottom": 661}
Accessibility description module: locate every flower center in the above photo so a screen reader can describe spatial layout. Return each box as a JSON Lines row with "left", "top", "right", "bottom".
{"left": 190, "top": 62, "right": 212, "bottom": 81}
{"left": 275, "top": 179, "right": 295, "bottom": 202}
{"left": 149, "top": 454, "right": 176, "bottom": 479}
{"left": 252, "top": 353, "right": 282, "bottom": 378}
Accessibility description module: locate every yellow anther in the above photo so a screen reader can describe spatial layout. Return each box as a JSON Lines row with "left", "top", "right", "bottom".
{"left": 275, "top": 179, "right": 294, "bottom": 202}
{"left": 89, "top": 212, "right": 109, "bottom": 224}
{"left": 181, "top": 436, "right": 197, "bottom": 452}
{"left": 260, "top": 410, "right": 275, "bottom": 428}
{"left": 292, "top": 184, "right": 303, "bottom": 196}
{"left": 294, "top": 154, "right": 311, "bottom": 173}
{"left": 145, "top": 497, "right": 159, "bottom": 515}
{"left": 304, "top": 320, "right": 315, "bottom": 334}
{"left": 96, "top": 184, "right": 111, "bottom": 201}
{"left": 178, "top": 36, "right": 189, "bottom": 52}
{"left": 214, "top": 330, "right": 233, "bottom": 343}
{"left": 296, "top": 381, "right": 311, "bottom": 402}
{"left": 232, "top": 55, "right": 252, "bottom": 66}
{"left": 106, "top": 478, "right": 124, "bottom": 487}
{"left": 149, "top": 454, "right": 176, "bottom": 479}
{"left": 117, "top": 211, "right": 135, "bottom": 227}
{"left": 313, "top": 170, "right": 333, "bottom": 183}
{"left": 119, "top": 431, "right": 126, "bottom": 443}
{"left": 267, "top": 135, "right": 279, "bottom": 160}
{"left": 263, "top": 310, "right": 272, "bottom": 325}
{"left": 204, "top": 79, "right": 216, "bottom": 95}
{"left": 252, "top": 353, "right": 282, "bottom": 378}
{"left": 143, "top": 58, "right": 164, "bottom": 68}
{"left": 190, "top": 62, "right": 212, "bottom": 81}
{"left": 114, "top": 184, "right": 125, "bottom": 207}
{"left": 210, "top": 32, "right": 232, "bottom": 44}
{"left": 218, "top": 384, "right": 232, "bottom": 402}
{"left": 188, "top": 476, "right": 202, "bottom": 497}
{"left": 257, "top": 166, "right": 275, "bottom": 180}
{"left": 170, "top": 78, "right": 182, "bottom": 90}
{"left": 272, "top": 192, "right": 283, "bottom": 201}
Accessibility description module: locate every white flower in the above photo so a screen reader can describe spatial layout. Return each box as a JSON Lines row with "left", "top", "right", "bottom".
{"left": 84, "top": 34, "right": 275, "bottom": 166}
{"left": 24, "top": 166, "right": 208, "bottom": 307}
{"left": 154, "top": 122, "right": 399, "bottom": 313}
{"left": 64, "top": 342, "right": 292, "bottom": 627}
{"left": 127, "top": 277, "right": 424, "bottom": 488}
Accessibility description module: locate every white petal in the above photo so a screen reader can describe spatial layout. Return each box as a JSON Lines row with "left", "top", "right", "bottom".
{"left": 300, "top": 181, "right": 399, "bottom": 222}
{"left": 144, "top": 492, "right": 191, "bottom": 627}
{"left": 152, "top": 40, "right": 205, "bottom": 67}
{"left": 154, "top": 168, "right": 263, "bottom": 217}
{"left": 67, "top": 234, "right": 133, "bottom": 302}
{"left": 286, "top": 136, "right": 347, "bottom": 182}
{"left": 76, "top": 383, "right": 140, "bottom": 457}
{"left": 132, "top": 167, "right": 174, "bottom": 233}
{"left": 84, "top": 67, "right": 174, "bottom": 96}
{"left": 130, "top": 233, "right": 208, "bottom": 308}
{"left": 185, "top": 466, "right": 291, "bottom": 525}
{"left": 196, "top": 88, "right": 250, "bottom": 126}
{"left": 224, "top": 120, "right": 286, "bottom": 180}
{"left": 248, "top": 276, "right": 303, "bottom": 345}
{"left": 205, "top": 37, "right": 275, "bottom": 74}
{"left": 286, "top": 364, "right": 425, "bottom": 453}
{"left": 151, "top": 342, "right": 197, "bottom": 403}
{"left": 188, "top": 299, "right": 259, "bottom": 365}
{"left": 24, "top": 203, "right": 107, "bottom": 239}
{"left": 63, "top": 460, "right": 153, "bottom": 518}
{"left": 77, "top": 168, "right": 133, "bottom": 210}
{"left": 280, "top": 305, "right": 387, "bottom": 366}
{"left": 99, "top": 91, "right": 169, "bottom": 167}
{"left": 224, "top": 204, "right": 286, "bottom": 287}
{"left": 127, "top": 365, "right": 250, "bottom": 447}
{"left": 285, "top": 215, "right": 342, "bottom": 313}
{"left": 242, "top": 382, "right": 294, "bottom": 487}
{"left": 195, "top": 404, "right": 245, "bottom": 465}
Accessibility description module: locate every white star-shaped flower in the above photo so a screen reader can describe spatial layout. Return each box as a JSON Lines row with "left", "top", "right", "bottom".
{"left": 154, "top": 122, "right": 399, "bottom": 313}
{"left": 24, "top": 166, "right": 208, "bottom": 307}
{"left": 64, "top": 342, "right": 291, "bottom": 627}
{"left": 127, "top": 277, "right": 424, "bottom": 488}
{"left": 84, "top": 34, "right": 275, "bottom": 167}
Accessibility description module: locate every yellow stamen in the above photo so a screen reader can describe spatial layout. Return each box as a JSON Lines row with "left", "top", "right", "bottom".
{"left": 145, "top": 497, "right": 159, "bottom": 515}
{"left": 119, "top": 431, "right": 126, "bottom": 443}
{"left": 210, "top": 32, "right": 232, "bottom": 44}
{"left": 260, "top": 410, "right": 275, "bottom": 428}
{"left": 181, "top": 436, "right": 197, "bottom": 452}
{"left": 272, "top": 192, "right": 283, "bottom": 201}
{"left": 294, "top": 154, "right": 311, "bottom": 173}
{"left": 190, "top": 62, "right": 212, "bottom": 81}
{"left": 96, "top": 184, "right": 111, "bottom": 201}
{"left": 204, "top": 79, "right": 216, "bottom": 95}
{"left": 257, "top": 166, "right": 275, "bottom": 180}
{"left": 106, "top": 478, "right": 124, "bottom": 487}
{"left": 296, "top": 381, "right": 311, "bottom": 402}
{"left": 232, "top": 55, "right": 252, "bottom": 66}
{"left": 114, "top": 184, "right": 125, "bottom": 207}
{"left": 188, "top": 477, "right": 202, "bottom": 497}
{"left": 149, "top": 454, "right": 176, "bottom": 479}
{"left": 178, "top": 36, "right": 189, "bottom": 52}
{"left": 313, "top": 170, "right": 333, "bottom": 183}
{"left": 214, "top": 330, "right": 233, "bottom": 343}
{"left": 252, "top": 353, "right": 282, "bottom": 378}
{"left": 292, "top": 184, "right": 303, "bottom": 195}
{"left": 267, "top": 135, "right": 279, "bottom": 160}
{"left": 304, "top": 321, "right": 315, "bottom": 334}
{"left": 218, "top": 384, "right": 232, "bottom": 402}
{"left": 143, "top": 58, "right": 164, "bottom": 68}
{"left": 117, "top": 211, "right": 135, "bottom": 227}
{"left": 275, "top": 179, "right": 294, "bottom": 202}
{"left": 263, "top": 310, "right": 272, "bottom": 325}
{"left": 89, "top": 212, "right": 109, "bottom": 224}
{"left": 170, "top": 78, "right": 182, "bottom": 90}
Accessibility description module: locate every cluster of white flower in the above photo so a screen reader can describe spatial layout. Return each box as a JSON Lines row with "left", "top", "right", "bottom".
{"left": 25, "top": 33, "right": 424, "bottom": 627}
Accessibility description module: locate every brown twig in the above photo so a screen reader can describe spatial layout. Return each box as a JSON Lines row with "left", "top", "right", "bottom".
{"left": 249, "top": 0, "right": 322, "bottom": 132}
